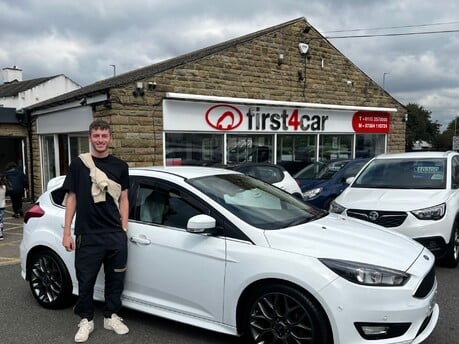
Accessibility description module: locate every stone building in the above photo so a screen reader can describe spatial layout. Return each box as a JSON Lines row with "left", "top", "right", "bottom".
{"left": 26, "top": 17, "right": 406, "bottom": 198}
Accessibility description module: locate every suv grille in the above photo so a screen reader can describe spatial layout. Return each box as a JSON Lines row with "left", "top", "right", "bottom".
{"left": 414, "top": 266, "right": 436, "bottom": 298}
{"left": 346, "top": 209, "right": 407, "bottom": 227}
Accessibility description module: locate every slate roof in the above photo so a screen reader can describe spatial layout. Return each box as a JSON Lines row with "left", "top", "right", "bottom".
{"left": 27, "top": 17, "right": 307, "bottom": 111}
{"left": 0, "top": 76, "right": 58, "bottom": 97}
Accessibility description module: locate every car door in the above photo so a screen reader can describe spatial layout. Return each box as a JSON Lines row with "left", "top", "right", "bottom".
{"left": 123, "top": 177, "right": 226, "bottom": 322}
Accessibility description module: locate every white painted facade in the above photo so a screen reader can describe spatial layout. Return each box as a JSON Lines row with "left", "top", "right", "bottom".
{"left": 0, "top": 74, "right": 80, "bottom": 109}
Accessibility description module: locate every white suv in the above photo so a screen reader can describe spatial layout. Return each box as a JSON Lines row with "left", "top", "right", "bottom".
{"left": 330, "top": 151, "right": 459, "bottom": 268}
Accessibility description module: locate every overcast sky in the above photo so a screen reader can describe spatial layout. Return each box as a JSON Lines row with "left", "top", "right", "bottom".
{"left": 1, "top": 0, "right": 459, "bottom": 130}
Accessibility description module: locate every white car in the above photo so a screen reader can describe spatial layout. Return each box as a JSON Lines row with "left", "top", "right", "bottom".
{"left": 229, "top": 162, "right": 303, "bottom": 199}
{"left": 21, "top": 166, "right": 438, "bottom": 343}
{"left": 330, "top": 151, "right": 459, "bottom": 268}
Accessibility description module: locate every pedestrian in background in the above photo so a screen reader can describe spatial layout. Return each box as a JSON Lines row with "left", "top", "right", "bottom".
{"left": 0, "top": 175, "right": 6, "bottom": 240}
{"left": 4, "top": 162, "right": 28, "bottom": 218}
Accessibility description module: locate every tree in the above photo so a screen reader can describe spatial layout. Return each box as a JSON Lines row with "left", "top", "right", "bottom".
{"left": 405, "top": 103, "right": 441, "bottom": 151}
{"left": 434, "top": 116, "right": 459, "bottom": 151}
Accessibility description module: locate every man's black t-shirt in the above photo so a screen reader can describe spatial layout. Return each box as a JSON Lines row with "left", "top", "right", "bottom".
{"left": 63, "top": 154, "right": 129, "bottom": 235}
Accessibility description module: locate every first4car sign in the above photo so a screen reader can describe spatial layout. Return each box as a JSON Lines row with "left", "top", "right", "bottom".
{"left": 164, "top": 98, "right": 392, "bottom": 134}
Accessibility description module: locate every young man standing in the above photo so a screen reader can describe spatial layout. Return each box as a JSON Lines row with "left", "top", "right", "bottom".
{"left": 62, "top": 119, "right": 130, "bottom": 342}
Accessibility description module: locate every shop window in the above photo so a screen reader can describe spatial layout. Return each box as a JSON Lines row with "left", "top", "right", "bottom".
{"left": 227, "top": 135, "right": 273, "bottom": 165}
{"left": 319, "top": 135, "right": 353, "bottom": 161}
{"left": 165, "top": 133, "right": 223, "bottom": 166}
{"left": 355, "top": 134, "right": 385, "bottom": 159}
{"left": 41, "top": 134, "right": 88, "bottom": 188}
{"left": 276, "top": 135, "right": 317, "bottom": 174}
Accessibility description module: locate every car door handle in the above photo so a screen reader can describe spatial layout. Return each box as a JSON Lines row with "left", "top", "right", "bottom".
{"left": 129, "top": 236, "right": 151, "bottom": 245}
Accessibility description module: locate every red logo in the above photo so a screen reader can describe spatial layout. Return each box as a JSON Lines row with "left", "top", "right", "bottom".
{"left": 205, "top": 104, "right": 243, "bottom": 130}
{"left": 352, "top": 111, "right": 390, "bottom": 133}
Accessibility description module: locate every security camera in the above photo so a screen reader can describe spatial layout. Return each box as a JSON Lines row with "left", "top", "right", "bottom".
{"left": 298, "top": 43, "right": 309, "bottom": 55}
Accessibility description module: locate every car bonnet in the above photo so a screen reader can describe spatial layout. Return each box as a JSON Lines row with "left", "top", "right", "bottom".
{"left": 263, "top": 213, "right": 423, "bottom": 271}
{"left": 336, "top": 188, "right": 451, "bottom": 211}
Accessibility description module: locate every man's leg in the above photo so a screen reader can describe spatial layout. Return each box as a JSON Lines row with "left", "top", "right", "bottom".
{"left": 103, "top": 231, "right": 128, "bottom": 317}
{"left": 102, "top": 232, "right": 129, "bottom": 335}
{"left": 74, "top": 234, "right": 105, "bottom": 321}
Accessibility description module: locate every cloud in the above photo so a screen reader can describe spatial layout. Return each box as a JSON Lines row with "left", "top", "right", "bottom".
{"left": 1, "top": 0, "right": 458, "bottom": 129}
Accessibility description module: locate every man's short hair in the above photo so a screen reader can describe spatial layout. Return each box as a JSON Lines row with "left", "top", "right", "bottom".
{"left": 89, "top": 119, "right": 111, "bottom": 134}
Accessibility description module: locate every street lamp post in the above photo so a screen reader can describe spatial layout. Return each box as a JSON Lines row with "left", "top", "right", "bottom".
{"left": 383, "top": 72, "right": 390, "bottom": 90}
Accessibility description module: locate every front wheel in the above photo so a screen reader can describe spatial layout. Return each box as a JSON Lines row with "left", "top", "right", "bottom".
{"left": 241, "top": 284, "right": 332, "bottom": 344}
{"left": 440, "top": 223, "right": 459, "bottom": 268}
{"left": 28, "top": 250, "right": 75, "bottom": 309}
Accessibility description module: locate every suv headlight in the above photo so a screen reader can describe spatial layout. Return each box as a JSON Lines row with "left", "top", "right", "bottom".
{"left": 411, "top": 203, "right": 446, "bottom": 220}
{"left": 303, "top": 187, "right": 322, "bottom": 200}
{"left": 320, "top": 258, "right": 410, "bottom": 286}
{"left": 329, "top": 200, "right": 345, "bottom": 214}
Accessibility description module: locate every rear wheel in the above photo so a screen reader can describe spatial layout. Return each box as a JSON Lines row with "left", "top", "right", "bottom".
{"left": 241, "top": 284, "right": 332, "bottom": 344}
{"left": 28, "top": 250, "right": 75, "bottom": 309}
{"left": 440, "top": 221, "right": 459, "bottom": 268}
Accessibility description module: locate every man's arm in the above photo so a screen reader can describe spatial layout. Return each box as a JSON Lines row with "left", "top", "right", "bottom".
{"left": 63, "top": 191, "right": 76, "bottom": 251}
{"left": 119, "top": 189, "right": 129, "bottom": 231}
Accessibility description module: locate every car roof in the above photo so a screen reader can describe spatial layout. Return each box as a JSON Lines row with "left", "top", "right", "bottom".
{"left": 130, "top": 166, "right": 239, "bottom": 179}
{"left": 374, "top": 151, "right": 456, "bottom": 160}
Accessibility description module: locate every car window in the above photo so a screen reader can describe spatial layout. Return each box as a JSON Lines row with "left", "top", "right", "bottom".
{"left": 294, "top": 162, "right": 326, "bottom": 179}
{"left": 341, "top": 161, "right": 367, "bottom": 180}
{"left": 452, "top": 156, "right": 459, "bottom": 189}
{"left": 353, "top": 158, "right": 447, "bottom": 189}
{"left": 136, "top": 184, "right": 202, "bottom": 229}
{"left": 189, "top": 173, "right": 325, "bottom": 230}
{"left": 50, "top": 187, "right": 67, "bottom": 206}
{"left": 236, "top": 165, "right": 283, "bottom": 184}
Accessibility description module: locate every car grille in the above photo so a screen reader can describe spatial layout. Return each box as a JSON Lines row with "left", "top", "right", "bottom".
{"left": 346, "top": 209, "right": 407, "bottom": 227}
{"left": 414, "top": 266, "right": 436, "bottom": 299}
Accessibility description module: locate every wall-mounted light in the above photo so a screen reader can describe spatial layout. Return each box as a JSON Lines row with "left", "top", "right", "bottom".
{"left": 344, "top": 79, "right": 354, "bottom": 87}
{"left": 277, "top": 53, "right": 284, "bottom": 66}
{"left": 404, "top": 113, "right": 409, "bottom": 122}
{"left": 298, "top": 43, "right": 309, "bottom": 56}
{"left": 133, "top": 81, "right": 144, "bottom": 97}
{"left": 79, "top": 97, "right": 87, "bottom": 106}
{"left": 303, "top": 25, "right": 311, "bottom": 34}
{"left": 147, "top": 81, "right": 157, "bottom": 91}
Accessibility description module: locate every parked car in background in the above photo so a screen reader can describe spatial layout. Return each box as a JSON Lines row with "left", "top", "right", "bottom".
{"left": 229, "top": 162, "right": 303, "bottom": 199}
{"left": 294, "top": 159, "right": 369, "bottom": 209}
{"left": 330, "top": 151, "right": 459, "bottom": 268}
{"left": 21, "top": 166, "right": 438, "bottom": 343}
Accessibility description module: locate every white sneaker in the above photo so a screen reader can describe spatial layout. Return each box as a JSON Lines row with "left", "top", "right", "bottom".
{"left": 74, "top": 318, "right": 94, "bottom": 342}
{"left": 104, "top": 314, "right": 129, "bottom": 335}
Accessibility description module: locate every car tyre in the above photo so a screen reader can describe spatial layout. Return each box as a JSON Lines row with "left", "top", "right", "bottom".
{"left": 440, "top": 221, "right": 459, "bottom": 268}
{"left": 28, "top": 250, "right": 75, "bottom": 309}
{"left": 241, "top": 284, "right": 332, "bottom": 344}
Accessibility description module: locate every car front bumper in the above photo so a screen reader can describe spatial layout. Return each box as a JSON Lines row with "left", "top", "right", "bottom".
{"left": 316, "top": 250, "right": 438, "bottom": 343}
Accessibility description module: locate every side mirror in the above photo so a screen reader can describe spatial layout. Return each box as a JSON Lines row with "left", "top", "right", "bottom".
{"left": 187, "top": 214, "right": 216, "bottom": 234}
{"left": 345, "top": 176, "right": 355, "bottom": 185}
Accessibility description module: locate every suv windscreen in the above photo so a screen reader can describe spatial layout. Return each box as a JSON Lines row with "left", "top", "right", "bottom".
{"left": 353, "top": 158, "right": 446, "bottom": 189}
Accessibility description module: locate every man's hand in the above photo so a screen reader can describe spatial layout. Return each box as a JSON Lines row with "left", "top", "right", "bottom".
{"left": 62, "top": 234, "right": 75, "bottom": 252}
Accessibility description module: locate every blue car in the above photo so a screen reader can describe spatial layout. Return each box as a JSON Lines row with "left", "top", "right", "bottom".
{"left": 294, "top": 159, "right": 369, "bottom": 209}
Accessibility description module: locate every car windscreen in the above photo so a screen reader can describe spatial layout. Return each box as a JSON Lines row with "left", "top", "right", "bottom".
{"left": 295, "top": 161, "right": 346, "bottom": 180}
{"left": 188, "top": 174, "right": 325, "bottom": 229}
{"left": 352, "top": 158, "right": 447, "bottom": 189}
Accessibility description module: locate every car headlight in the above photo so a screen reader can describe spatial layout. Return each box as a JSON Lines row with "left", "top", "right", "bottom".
{"left": 302, "top": 187, "right": 322, "bottom": 200}
{"left": 411, "top": 203, "right": 445, "bottom": 220}
{"left": 329, "top": 200, "right": 345, "bottom": 214}
{"left": 319, "top": 258, "right": 410, "bottom": 286}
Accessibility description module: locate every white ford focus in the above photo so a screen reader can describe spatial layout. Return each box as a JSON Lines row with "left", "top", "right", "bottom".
{"left": 20, "top": 167, "right": 438, "bottom": 344}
